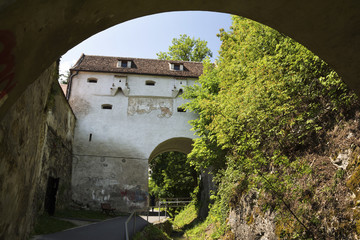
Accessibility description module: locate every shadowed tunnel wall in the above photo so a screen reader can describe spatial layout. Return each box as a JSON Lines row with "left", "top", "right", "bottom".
{"left": 1, "top": 1, "right": 360, "bottom": 118}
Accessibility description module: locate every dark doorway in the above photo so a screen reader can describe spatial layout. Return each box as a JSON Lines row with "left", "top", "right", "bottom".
{"left": 44, "top": 176, "right": 59, "bottom": 216}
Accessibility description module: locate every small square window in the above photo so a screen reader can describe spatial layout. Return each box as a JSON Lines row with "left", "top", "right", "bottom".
{"left": 117, "top": 60, "right": 132, "bottom": 68}
{"left": 170, "top": 63, "right": 184, "bottom": 71}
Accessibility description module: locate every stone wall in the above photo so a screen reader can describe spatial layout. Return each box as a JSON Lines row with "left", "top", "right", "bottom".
{"left": 0, "top": 62, "right": 75, "bottom": 240}
{"left": 228, "top": 191, "right": 277, "bottom": 240}
{"left": 198, "top": 168, "right": 217, "bottom": 219}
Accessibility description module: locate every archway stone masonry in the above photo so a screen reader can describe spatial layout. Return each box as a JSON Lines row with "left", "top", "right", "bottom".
{"left": 1, "top": 0, "right": 360, "bottom": 119}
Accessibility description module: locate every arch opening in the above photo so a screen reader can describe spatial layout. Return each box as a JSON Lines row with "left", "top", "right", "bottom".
{"left": 149, "top": 151, "right": 198, "bottom": 194}
{"left": 148, "top": 140, "right": 199, "bottom": 215}
{"left": 148, "top": 137, "right": 194, "bottom": 162}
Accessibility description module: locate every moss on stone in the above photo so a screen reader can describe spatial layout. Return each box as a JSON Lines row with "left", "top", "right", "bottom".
{"left": 246, "top": 214, "right": 254, "bottom": 225}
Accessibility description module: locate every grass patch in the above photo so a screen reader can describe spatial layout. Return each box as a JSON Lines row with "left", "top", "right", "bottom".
{"left": 133, "top": 224, "right": 171, "bottom": 240}
{"left": 173, "top": 203, "right": 198, "bottom": 230}
{"left": 183, "top": 221, "right": 210, "bottom": 240}
{"left": 172, "top": 200, "right": 228, "bottom": 239}
{"left": 172, "top": 202, "right": 210, "bottom": 239}
{"left": 31, "top": 208, "right": 121, "bottom": 237}
{"left": 32, "top": 215, "right": 77, "bottom": 235}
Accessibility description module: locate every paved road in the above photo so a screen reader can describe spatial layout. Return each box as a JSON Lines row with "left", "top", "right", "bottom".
{"left": 34, "top": 215, "right": 148, "bottom": 240}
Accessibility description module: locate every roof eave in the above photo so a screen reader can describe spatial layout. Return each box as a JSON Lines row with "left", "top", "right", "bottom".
{"left": 70, "top": 68, "right": 201, "bottom": 78}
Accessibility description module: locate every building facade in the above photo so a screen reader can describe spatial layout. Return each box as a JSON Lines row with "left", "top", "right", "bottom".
{"left": 67, "top": 54, "right": 202, "bottom": 211}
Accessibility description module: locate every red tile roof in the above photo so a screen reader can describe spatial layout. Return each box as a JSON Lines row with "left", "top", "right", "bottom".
{"left": 71, "top": 54, "right": 203, "bottom": 78}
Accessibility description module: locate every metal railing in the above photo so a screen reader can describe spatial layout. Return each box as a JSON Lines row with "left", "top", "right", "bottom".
{"left": 157, "top": 198, "right": 191, "bottom": 221}
{"left": 124, "top": 198, "right": 192, "bottom": 239}
{"left": 124, "top": 211, "right": 136, "bottom": 240}
{"left": 159, "top": 198, "right": 192, "bottom": 207}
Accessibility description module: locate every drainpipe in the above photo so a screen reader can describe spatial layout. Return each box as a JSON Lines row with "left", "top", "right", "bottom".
{"left": 66, "top": 54, "right": 85, "bottom": 100}
{"left": 66, "top": 70, "right": 79, "bottom": 100}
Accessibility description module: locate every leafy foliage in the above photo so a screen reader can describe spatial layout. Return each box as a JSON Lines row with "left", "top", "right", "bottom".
{"left": 133, "top": 224, "right": 171, "bottom": 240}
{"left": 149, "top": 152, "right": 198, "bottom": 199}
{"left": 157, "top": 34, "right": 213, "bottom": 62}
{"left": 173, "top": 202, "right": 199, "bottom": 230}
{"left": 183, "top": 16, "right": 358, "bottom": 238}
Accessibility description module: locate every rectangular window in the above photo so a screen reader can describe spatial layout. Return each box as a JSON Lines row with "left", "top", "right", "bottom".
{"left": 170, "top": 63, "right": 184, "bottom": 71}
{"left": 146, "top": 80, "right": 156, "bottom": 86}
{"left": 117, "top": 60, "right": 132, "bottom": 68}
{"left": 121, "top": 61, "right": 128, "bottom": 67}
{"left": 87, "top": 78, "right": 98, "bottom": 83}
{"left": 101, "top": 104, "right": 113, "bottom": 110}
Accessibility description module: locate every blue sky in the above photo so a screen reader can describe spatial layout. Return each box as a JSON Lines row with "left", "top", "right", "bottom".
{"left": 59, "top": 11, "right": 232, "bottom": 78}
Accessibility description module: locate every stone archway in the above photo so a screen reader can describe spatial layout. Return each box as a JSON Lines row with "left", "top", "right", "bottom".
{"left": 148, "top": 137, "right": 194, "bottom": 162}
{"left": 1, "top": 1, "right": 360, "bottom": 118}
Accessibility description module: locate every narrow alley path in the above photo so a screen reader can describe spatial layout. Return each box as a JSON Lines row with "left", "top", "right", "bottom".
{"left": 33, "top": 215, "right": 148, "bottom": 240}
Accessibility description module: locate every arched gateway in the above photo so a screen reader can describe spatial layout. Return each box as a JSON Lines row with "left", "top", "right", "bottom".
{"left": 69, "top": 54, "right": 199, "bottom": 211}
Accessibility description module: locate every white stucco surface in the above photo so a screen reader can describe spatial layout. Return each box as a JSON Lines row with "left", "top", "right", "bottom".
{"left": 69, "top": 70, "right": 198, "bottom": 211}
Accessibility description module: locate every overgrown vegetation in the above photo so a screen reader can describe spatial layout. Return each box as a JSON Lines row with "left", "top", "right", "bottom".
{"left": 180, "top": 15, "right": 359, "bottom": 239}
{"left": 173, "top": 203, "right": 198, "bottom": 230}
{"left": 133, "top": 224, "right": 172, "bottom": 240}
{"left": 172, "top": 201, "right": 227, "bottom": 239}
{"left": 149, "top": 152, "right": 198, "bottom": 200}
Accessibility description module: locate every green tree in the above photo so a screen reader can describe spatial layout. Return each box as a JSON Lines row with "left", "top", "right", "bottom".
{"left": 157, "top": 34, "right": 213, "bottom": 62}
{"left": 58, "top": 69, "right": 70, "bottom": 84}
{"left": 183, "top": 16, "right": 357, "bottom": 238}
{"left": 149, "top": 151, "right": 198, "bottom": 199}
{"left": 185, "top": 16, "right": 356, "bottom": 174}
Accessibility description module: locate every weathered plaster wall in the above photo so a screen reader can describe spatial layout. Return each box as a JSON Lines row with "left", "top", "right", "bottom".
{"left": 69, "top": 71, "right": 197, "bottom": 211}
{"left": 0, "top": 63, "right": 75, "bottom": 240}
{"left": 72, "top": 156, "right": 149, "bottom": 211}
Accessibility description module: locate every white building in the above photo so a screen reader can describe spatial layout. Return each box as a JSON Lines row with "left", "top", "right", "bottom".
{"left": 67, "top": 54, "right": 202, "bottom": 211}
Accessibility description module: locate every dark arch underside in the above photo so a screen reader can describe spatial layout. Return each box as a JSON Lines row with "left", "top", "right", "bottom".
{"left": 1, "top": 1, "right": 360, "bottom": 118}
{"left": 149, "top": 137, "right": 194, "bottom": 162}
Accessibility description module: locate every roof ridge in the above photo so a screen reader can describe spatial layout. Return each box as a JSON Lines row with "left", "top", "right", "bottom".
{"left": 71, "top": 54, "right": 204, "bottom": 78}
{"left": 83, "top": 54, "right": 203, "bottom": 64}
